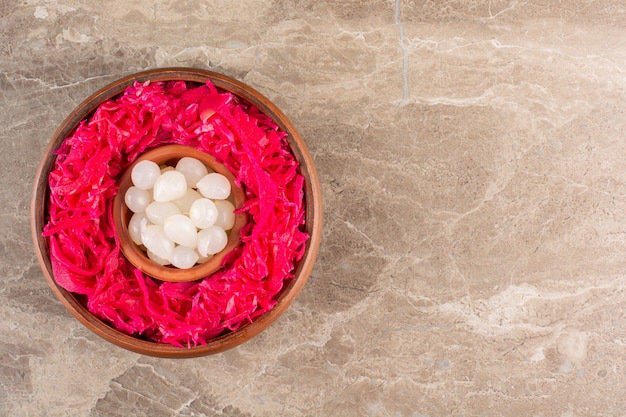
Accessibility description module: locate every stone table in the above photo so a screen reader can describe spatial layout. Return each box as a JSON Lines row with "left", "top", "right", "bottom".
{"left": 2, "top": 1, "right": 626, "bottom": 416}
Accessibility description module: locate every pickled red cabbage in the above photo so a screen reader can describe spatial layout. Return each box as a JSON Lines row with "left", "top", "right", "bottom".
{"left": 44, "top": 79, "right": 308, "bottom": 347}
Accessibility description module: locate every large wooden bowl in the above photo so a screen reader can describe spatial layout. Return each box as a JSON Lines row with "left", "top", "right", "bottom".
{"left": 30, "top": 68, "right": 322, "bottom": 358}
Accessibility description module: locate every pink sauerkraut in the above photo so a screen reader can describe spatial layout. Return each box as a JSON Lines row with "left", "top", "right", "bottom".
{"left": 43, "top": 80, "right": 308, "bottom": 347}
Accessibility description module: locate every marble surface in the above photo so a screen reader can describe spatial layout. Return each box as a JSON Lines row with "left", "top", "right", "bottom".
{"left": 2, "top": 1, "right": 626, "bottom": 416}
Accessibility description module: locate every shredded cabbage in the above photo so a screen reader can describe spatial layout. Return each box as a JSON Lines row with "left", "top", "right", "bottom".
{"left": 44, "top": 79, "right": 308, "bottom": 347}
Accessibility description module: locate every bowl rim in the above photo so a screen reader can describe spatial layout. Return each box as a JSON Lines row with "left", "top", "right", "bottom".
{"left": 30, "top": 67, "right": 323, "bottom": 358}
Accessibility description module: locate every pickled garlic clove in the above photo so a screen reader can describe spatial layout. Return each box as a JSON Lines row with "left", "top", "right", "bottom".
{"left": 129, "top": 212, "right": 149, "bottom": 245}
{"left": 214, "top": 200, "right": 236, "bottom": 230}
{"left": 153, "top": 170, "right": 187, "bottom": 202}
{"left": 125, "top": 186, "right": 151, "bottom": 213}
{"left": 147, "top": 248, "right": 171, "bottom": 266}
{"left": 146, "top": 201, "right": 181, "bottom": 225}
{"left": 131, "top": 160, "right": 161, "bottom": 190}
{"left": 172, "top": 188, "right": 202, "bottom": 214}
{"left": 197, "top": 225, "right": 228, "bottom": 257}
{"left": 189, "top": 198, "right": 218, "bottom": 229}
{"left": 170, "top": 245, "right": 200, "bottom": 269}
{"left": 141, "top": 225, "right": 175, "bottom": 260}
{"left": 175, "top": 157, "right": 209, "bottom": 188}
{"left": 196, "top": 173, "right": 231, "bottom": 200}
{"left": 163, "top": 214, "right": 198, "bottom": 248}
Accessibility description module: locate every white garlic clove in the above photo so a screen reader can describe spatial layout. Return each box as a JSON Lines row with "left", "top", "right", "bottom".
{"left": 172, "top": 188, "right": 202, "bottom": 214}
{"left": 153, "top": 170, "right": 187, "bottom": 202}
{"left": 141, "top": 225, "right": 175, "bottom": 260}
{"left": 163, "top": 214, "right": 198, "bottom": 248}
{"left": 147, "top": 248, "right": 171, "bottom": 266}
{"left": 125, "top": 186, "right": 151, "bottom": 213}
{"left": 169, "top": 245, "right": 200, "bottom": 269}
{"left": 189, "top": 198, "right": 218, "bottom": 229}
{"left": 214, "top": 200, "right": 236, "bottom": 230}
{"left": 128, "top": 212, "right": 150, "bottom": 245}
{"left": 197, "top": 225, "right": 228, "bottom": 257}
{"left": 175, "top": 157, "right": 209, "bottom": 188}
{"left": 131, "top": 160, "right": 161, "bottom": 190}
{"left": 196, "top": 173, "right": 231, "bottom": 200}
{"left": 145, "top": 201, "right": 181, "bottom": 225}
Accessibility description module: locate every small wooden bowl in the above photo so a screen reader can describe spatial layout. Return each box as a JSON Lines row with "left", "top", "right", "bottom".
{"left": 112, "top": 144, "right": 247, "bottom": 283}
{"left": 30, "top": 68, "right": 322, "bottom": 358}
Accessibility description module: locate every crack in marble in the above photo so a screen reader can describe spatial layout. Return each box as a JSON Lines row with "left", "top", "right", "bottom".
{"left": 486, "top": 0, "right": 522, "bottom": 20}
{"left": 329, "top": 281, "right": 378, "bottom": 294}
{"left": 6, "top": 73, "right": 113, "bottom": 91}
{"left": 89, "top": 359, "right": 211, "bottom": 417}
{"left": 518, "top": 170, "right": 626, "bottom": 198}
{"left": 155, "top": 45, "right": 213, "bottom": 67}
{"left": 7, "top": 256, "right": 38, "bottom": 284}
{"left": 394, "top": 0, "right": 410, "bottom": 106}
{"left": 341, "top": 219, "right": 384, "bottom": 251}
{"left": 436, "top": 279, "right": 626, "bottom": 337}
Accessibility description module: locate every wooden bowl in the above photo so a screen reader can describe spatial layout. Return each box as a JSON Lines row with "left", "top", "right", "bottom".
{"left": 30, "top": 68, "right": 322, "bottom": 358}
{"left": 113, "top": 144, "right": 247, "bottom": 283}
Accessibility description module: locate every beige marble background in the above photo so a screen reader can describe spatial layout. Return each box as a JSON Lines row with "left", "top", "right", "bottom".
{"left": 2, "top": 0, "right": 626, "bottom": 416}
